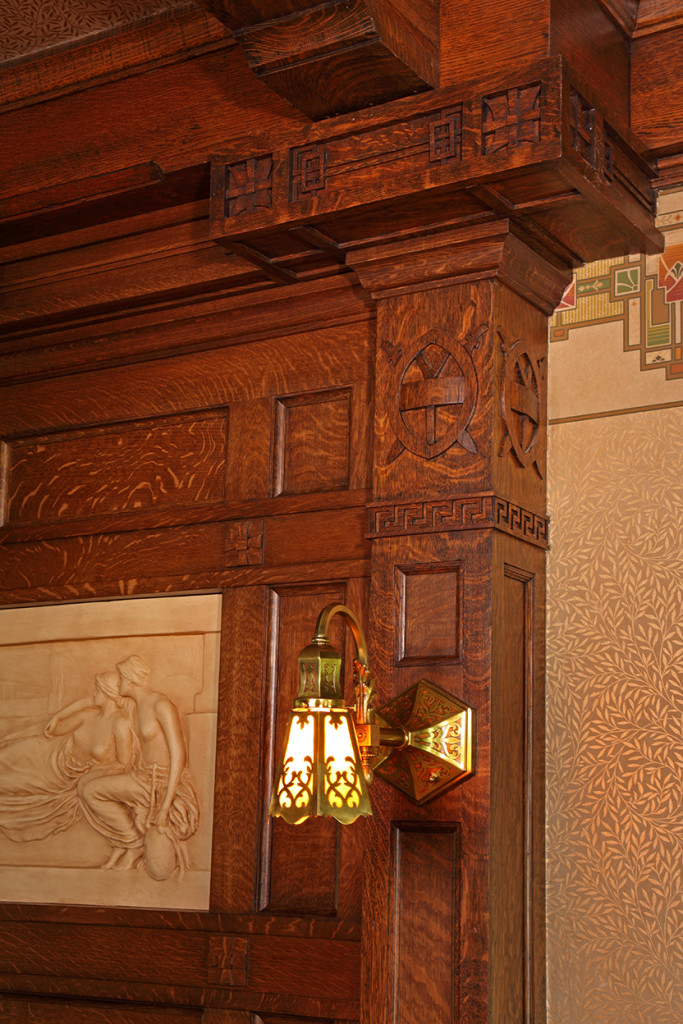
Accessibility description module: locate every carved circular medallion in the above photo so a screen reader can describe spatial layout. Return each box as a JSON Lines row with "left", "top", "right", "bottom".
{"left": 501, "top": 339, "right": 545, "bottom": 471}
{"left": 388, "top": 328, "right": 478, "bottom": 460}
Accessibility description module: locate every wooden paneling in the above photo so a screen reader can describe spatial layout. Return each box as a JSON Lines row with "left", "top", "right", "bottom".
{"left": 2, "top": 995, "right": 203, "bottom": 1024}
{"left": 395, "top": 563, "right": 462, "bottom": 664}
{"left": 390, "top": 822, "right": 460, "bottom": 1024}
{"left": 273, "top": 389, "right": 351, "bottom": 496}
{"left": 491, "top": 534, "right": 546, "bottom": 1024}
{"left": 0, "top": 3, "right": 667, "bottom": 1020}
{"left": 5, "top": 412, "right": 229, "bottom": 525}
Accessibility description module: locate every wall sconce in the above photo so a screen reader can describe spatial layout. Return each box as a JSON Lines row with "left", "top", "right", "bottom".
{"left": 269, "top": 603, "right": 476, "bottom": 824}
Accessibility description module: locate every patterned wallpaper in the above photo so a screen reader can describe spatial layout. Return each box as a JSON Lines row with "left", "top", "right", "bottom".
{"left": 546, "top": 188, "right": 683, "bottom": 1022}
{"left": 0, "top": 0, "right": 189, "bottom": 62}
{"left": 546, "top": 410, "right": 683, "bottom": 1022}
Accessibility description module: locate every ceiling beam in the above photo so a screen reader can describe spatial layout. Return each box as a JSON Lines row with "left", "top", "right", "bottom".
{"left": 195, "top": 0, "right": 439, "bottom": 119}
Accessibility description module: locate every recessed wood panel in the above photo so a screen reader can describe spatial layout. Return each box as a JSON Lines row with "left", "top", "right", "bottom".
{"left": 5, "top": 411, "right": 228, "bottom": 525}
{"left": 396, "top": 563, "right": 462, "bottom": 663}
{"left": 1, "top": 996, "right": 203, "bottom": 1024}
{"left": 260, "top": 583, "right": 347, "bottom": 917}
{"left": 273, "top": 389, "right": 351, "bottom": 496}
{"left": 491, "top": 563, "right": 535, "bottom": 1022}
{"left": 391, "top": 823, "right": 460, "bottom": 1024}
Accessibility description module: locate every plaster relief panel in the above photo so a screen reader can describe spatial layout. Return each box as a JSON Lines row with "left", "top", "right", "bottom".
{"left": 0, "top": 594, "right": 221, "bottom": 910}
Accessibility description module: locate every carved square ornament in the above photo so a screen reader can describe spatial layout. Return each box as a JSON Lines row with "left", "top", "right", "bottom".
{"left": 0, "top": 595, "right": 221, "bottom": 910}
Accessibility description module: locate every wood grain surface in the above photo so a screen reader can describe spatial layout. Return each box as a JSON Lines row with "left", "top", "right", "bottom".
{"left": 0, "top": 1, "right": 669, "bottom": 1021}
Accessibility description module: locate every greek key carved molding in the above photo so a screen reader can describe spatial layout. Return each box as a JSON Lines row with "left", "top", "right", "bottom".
{"left": 368, "top": 493, "right": 549, "bottom": 548}
{"left": 494, "top": 497, "right": 549, "bottom": 547}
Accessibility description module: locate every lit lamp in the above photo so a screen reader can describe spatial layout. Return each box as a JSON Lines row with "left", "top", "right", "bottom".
{"left": 269, "top": 604, "right": 476, "bottom": 824}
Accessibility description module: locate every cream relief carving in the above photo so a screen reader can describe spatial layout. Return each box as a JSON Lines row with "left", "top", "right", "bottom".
{"left": 0, "top": 594, "right": 221, "bottom": 911}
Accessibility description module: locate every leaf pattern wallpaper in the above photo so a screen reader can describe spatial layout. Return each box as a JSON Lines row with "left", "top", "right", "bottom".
{"left": 546, "top": 407, "right": 683, "bottom": 1022}
{"left": 0, "top": 0, "right": 188, "bottom": 62}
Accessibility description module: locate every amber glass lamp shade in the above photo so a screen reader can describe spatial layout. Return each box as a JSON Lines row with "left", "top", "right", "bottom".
{"left": 269, "top": 705, "right": 371, "bottom": 825}
{"left": 269, "top": 607, "right": 372, "bottom": 825}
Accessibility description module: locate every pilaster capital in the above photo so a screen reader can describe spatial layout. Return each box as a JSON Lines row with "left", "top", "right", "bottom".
{"left": 344, "top": 220, "right": 571, "bottom": 314}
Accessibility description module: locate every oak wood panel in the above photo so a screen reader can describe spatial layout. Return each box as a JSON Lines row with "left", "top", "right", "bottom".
{"left": 199, "top": 0, "right": 437, "bottom": 120}
{"left": 0, "top": 558, "right": 372, "bottom": 610}
{"left": 0, "top": 509, "right": 370, "bottom": 590}
{"left": 0, "top": 7, "right": 231, "bottom": 114}
{"left": 0, "top": 926, "right": 360, "bottom": 1012}
{"left": 0, "top": 48, "right": 308, "bottom": 205}
{"left": 0, "top": 324, "right": 373, "bottom": 437}
{"left": 549, "top": 0, "right": 630, "bottom": 131}
{"left": 0, "top": 241, "right": 258, "bottom": 327}
{"left": 5, "top": 411, "right": 229, "bottom": 525}
{"left": 1, "top": 995, "right": 203, "bottom": 1024}
{"left": 362, "top": 530, "right": 493, "bottom": 1024}
{"left": 390, "top": 822, "right": 460, "bottom": 1024}
{"left": 0, "top": 278, "right": 373, "bottom": 387}
{"left": 631, "top": 24, "right": 683, "bottom": 154}
{"left": 440, "top": 0, "right": 630, "bottom": 128}
{"left": 273, "top": 388, "right": 352, "bottom": 496}
{"left": 491, "top": 533, "right": 546, "bottom": 1024}
{"left": 210, "top": 586, "right": 270, "bottom": 913}
{"left": 395, "top": 563, "right": 463, "bottom": 664}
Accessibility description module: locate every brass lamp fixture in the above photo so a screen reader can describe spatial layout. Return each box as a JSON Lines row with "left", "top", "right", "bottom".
{"left": 269, "top": 603, "right": 476, "bottom": 824}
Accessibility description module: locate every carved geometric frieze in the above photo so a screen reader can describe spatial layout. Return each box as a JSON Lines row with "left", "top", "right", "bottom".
{"left": 368, "top": 493, "right": 549, "bottom": 548}
{"left": 225, "top": 519, "right": 265, "bottom": 566}
{"left": 382, "top": 325, "right": 486, "bottom": 464}
{"left": 224, "top": 155, "right": 273, "bottom": 217}
{"left": 209, "top": 58, "right": 660, "bottom": 268}
{"left": 428, "top": 105, "right": 463, "bottom": 164}
{"left": 290, "top": 144, "right": 327, "bottom": 202}
{"left": 499, "top": 331, "right": 546, "bottom": 477}
{"left": 570, "top": 90, "right": 596, "bottom": 168}
{"left": 207, "top": 934, "right": 249, "bottom": 987}
{"left": 494, "top": 497, "right": 549, "bottom": 547}
{"left": 482, "top": 83, "right": 542, "bottom": 155}
{"left": 369, "top": 494, "right": 494, "bottom": 536}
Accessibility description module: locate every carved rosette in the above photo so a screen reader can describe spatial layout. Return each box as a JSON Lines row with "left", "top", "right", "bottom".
{"left": 384, "top": 325, "right": 486, "bottom": 463}
{"left": 499, "top": 332, "right": 546, "bottom": 477}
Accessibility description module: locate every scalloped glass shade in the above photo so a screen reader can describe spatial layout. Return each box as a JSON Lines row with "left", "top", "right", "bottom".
{"left": 269, "top": 707, "right": 372, "bottom": 825}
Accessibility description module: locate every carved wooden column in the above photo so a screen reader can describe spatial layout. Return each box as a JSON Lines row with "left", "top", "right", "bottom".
{"left": 207, "top": 52, "right": 660, "bottom": 1024}
{"left": 348, "top": 224, "right": 567, "bottom": 1024}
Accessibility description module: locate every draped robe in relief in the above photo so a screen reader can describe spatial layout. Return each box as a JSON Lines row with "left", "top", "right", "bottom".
{"left": 0, "top": 731, "right": 101, "bottom": 842}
